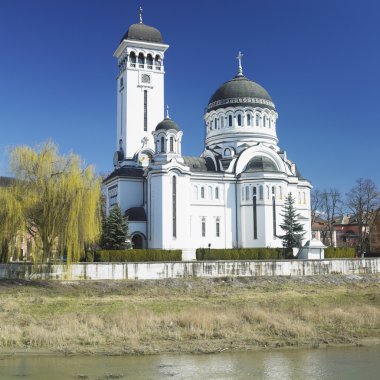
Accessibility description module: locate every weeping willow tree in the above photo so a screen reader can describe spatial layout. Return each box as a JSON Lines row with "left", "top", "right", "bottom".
{"left": 0, "top": 142, "right": 101, "bottom": 264}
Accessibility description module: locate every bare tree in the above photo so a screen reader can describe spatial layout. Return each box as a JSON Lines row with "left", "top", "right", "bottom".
{"left": 321, "top": 188, "right": 342, "bottom": 247}
{"left": 311, "top": 189, "right": 322, "bottom": 225}
{"left": 346, "top": 179, "right": 380, "bottom": 255}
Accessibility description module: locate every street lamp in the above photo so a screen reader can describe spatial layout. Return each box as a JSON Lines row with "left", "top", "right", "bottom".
{"left": 208, "top": 243, "right": 211, "bottom": 258}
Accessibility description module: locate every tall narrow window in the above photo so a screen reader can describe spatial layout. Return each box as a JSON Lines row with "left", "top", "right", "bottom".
{"left": 215, "top": 118, "right": 218, "bottom": 129}
{"left": 237, "top": 114, "right": 242, "bottom": 126}
{"left": 201, "top": 187, "right": 205, "bottom": 199}
{"left": 259, "top": 185, "right": 264, "bottom": 200}
{"left": 138, "top": 53, "right": 145, "bottom": 68}
{"left": 172, "top": 176, "right": 177, "bottom": 238}
{"left": 253, "top": 188, "right": 257, "bottom": 240}
{"left": 215, "top": 187, "right": 219, "bottom": 199}
{"left": 208, "top": 186, "right": 213, "bottom": 200}
{"left": 247, "top": 114, "right": 251, "bottom": 126}
{"left": 228, "top": 115, "right": 232, "bottom": 127}
{"left": 170, "top": 137, "right": 174, "bottom": 152}
{"left": 263, "top": 116, "right": 267, "bottom": 127}
{"left": 216, "top": 218, "right": 220, "bottom": 237}
{"left": 256, "top": 114, "right": 259, "bottom": 126}
{"left": 245, "top": 186, "right": 250, "bottom": 201}
{"left": 221, "top": 116, "right": 224, "bottom": 128}
{"left": 267, "top": 186, "right": 270, "bottom": 200}
{"left": 201, "top": 218, "right": 206, "bottom": 237}
{"left": 272, "top": 195, "right": 276, "bottom": 237}
{"left": 279, "top": 186, "right": 283, "bottom": 200}
{"left": 144, "top": 90, "right": 148, "bottom": 131}
{"left": 160, "top": 137, "right": 165, "bottom": 153}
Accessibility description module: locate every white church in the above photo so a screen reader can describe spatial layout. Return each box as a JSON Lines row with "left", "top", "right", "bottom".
{"left": 104, "top": 10, "right": 312, "bottom": 256}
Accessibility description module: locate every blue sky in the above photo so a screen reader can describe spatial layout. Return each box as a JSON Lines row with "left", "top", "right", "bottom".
{"left": 0, "top": 0, "right": 379, "bottom": 193}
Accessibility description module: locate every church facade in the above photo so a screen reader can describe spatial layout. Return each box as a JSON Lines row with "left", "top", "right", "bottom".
{"left": 103, "top": 14, "right": 312, "bottom": 254}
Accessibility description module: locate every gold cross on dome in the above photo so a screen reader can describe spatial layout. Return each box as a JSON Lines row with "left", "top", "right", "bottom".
{"left": 139, "top": 6, "right": 143, "bottom": 23}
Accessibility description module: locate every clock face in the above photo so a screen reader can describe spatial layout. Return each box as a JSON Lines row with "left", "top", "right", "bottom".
{"left": 139, "top": 153, "right": 151, "bottom": 167}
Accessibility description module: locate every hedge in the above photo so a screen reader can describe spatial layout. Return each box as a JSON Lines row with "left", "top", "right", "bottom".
{"left": 324, "top": 247, "right": 356, "bottom": 258}
{"left": 94, "top": 249, "right": 182, "bottom": 262}
{"left": 196, "top": 248, "right": 284, "bottom": 261}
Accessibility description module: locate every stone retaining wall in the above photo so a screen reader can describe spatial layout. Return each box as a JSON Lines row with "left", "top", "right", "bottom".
{"left": 0, "top": 259, "right": 379, "bottom": 280}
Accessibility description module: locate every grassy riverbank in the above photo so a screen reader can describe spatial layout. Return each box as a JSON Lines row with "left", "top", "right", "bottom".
{"left": 0, "top": 275, "right": 379, "bottom": 355}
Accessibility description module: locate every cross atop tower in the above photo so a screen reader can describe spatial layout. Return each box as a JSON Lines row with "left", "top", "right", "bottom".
{"left": 236, "top": 51, "right": 244, "bottom": 76}
{"left": 166, "top": 105, "right": 170, "bottom": 118}
{"left": 139, "top": 6, "right": 143, "bottom": 23}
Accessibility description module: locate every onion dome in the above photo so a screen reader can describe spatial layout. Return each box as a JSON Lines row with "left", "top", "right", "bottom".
{"left": 120, "top": 23, "right": 163, "bottom": 44}
{"left": 207, "top": 75, "right": 275, "bottom": 112}
{"left": 155, "top": 117, "right": 180, "bottom": 132}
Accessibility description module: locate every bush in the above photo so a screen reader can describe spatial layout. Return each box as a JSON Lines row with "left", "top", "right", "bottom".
{"left": 324, "top": 247, "right": 356, "bottom": 258}
{"left": 196, "top": 248, "right": 284, "bottom": 260}
{"left": 94, "top": 249, "right": 182, "bottom": 262}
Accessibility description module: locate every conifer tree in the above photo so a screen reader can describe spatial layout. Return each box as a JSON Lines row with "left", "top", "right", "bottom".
{"left": 279, "top": 193, "right": 305, "bottom": 251}
{"left": 101, "top": 205, "right": 130, "bottom": 250}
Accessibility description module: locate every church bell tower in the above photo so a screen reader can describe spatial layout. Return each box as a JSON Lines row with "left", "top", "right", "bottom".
{"left": 113, "top": 8, "right": 169, "bottom": 161}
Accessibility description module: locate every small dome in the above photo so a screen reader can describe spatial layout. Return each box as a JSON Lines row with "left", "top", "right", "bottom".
{"left": 244, "top": 156, "right": 278, "bottom": 172}
{"left": 155, "top": 117, "right": 181, "bottom": 132}
{"left": 121, "top": 23, "right": 163, "bottom": 44}
{"left": 207, "top": 75, "right": 275, "bottom": 112}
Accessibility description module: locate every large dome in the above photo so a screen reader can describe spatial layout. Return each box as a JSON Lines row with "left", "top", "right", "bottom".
{"left": 207, "top": 75, "right": 275, "bottom": 112}
{"left": 121, "top": 23, "right": 163, "bottom": 44}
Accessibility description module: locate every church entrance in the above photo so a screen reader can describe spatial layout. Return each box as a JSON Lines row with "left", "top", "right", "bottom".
{"left": 131, "top": 234, "right": 144, "bottom": 249}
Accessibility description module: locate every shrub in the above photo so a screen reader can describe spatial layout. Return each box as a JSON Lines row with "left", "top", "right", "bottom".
{"left": 94, "top": 249, "right": 182, "bottom": 262}
{"left": 325, "top": 247, "right": 356, "bottom": 259}
{"left": 196, "top": 248, "right": 283, "bottom": 260}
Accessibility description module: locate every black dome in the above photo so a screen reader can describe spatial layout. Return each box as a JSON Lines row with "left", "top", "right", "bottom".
{"left": 207, "top": 75, "right": 275, "bottom": 112}
{"left": 244, "top": 156, "right": 278, "bottom": 172}
{"left": 155, "top": 118, "right": 180, "bottom": 132}
{"left": 121, "top": 23, "right": 163, "bottom": 44}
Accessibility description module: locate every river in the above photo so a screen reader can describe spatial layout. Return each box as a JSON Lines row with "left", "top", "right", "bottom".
{"left": 0, "top": 346, "right": 379, "bottom": 379}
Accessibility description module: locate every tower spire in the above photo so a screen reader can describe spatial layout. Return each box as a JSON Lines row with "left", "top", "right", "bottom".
{"left": 139, "top": 6, "right": 143, "bottom": 23}
{"left": 236, "top": 51, "right": 244, "bottom": 77}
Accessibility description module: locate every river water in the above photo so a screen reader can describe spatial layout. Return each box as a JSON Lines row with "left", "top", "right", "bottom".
{"left": 0, "top": 346, "right": 379, "bottom": 379}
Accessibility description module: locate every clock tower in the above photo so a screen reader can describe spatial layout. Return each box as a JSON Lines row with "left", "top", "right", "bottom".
{"left": 113, "top": 8, "right": 169, "bottom": 161}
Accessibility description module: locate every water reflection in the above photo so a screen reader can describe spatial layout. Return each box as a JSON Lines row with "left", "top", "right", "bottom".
{"left": 0, "top": 346, "right": 379, "bottom": 379}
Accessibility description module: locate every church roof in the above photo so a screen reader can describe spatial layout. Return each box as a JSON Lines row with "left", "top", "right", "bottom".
{"left": 103, "top": 167, "right": 144, "bottom": 183}
{"left": 183, "top": 156, "right": 217, "bottom": 172}
{"left": 207, "top": 75, "right": 275, "bottom": 112}
{"left": 155, "top": 117, "right": 181, "bottom": 132}
{"left": 121, "top": 23, "right": 163, "bottom": 44}
{"left": 125, "top": 207, "right": 147, "bottom": 222}
{"left": 244, "top": 156, "right": 279, "bottom": 173}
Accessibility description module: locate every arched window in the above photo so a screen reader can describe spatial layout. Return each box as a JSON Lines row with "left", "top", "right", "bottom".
{"left": 224, "top": 148, "right": 231, "bottom": 157}
{"left": 170, "top": 137, "right": 174, "bottom": 152}
{"left": 253, "top": 187, "right": 257, "bottom": 195}
{"left": 215, "top": 118, "right": 218, "bottom": 129}
{"left": 245, "top": 186, "right": 250, "bottom": 200}
{"left": 201, "top": 217, "right": 206, "bottom": 237}
{"left": 247, "top": 114, "right": 251, "bottom": 126}
{"left": 256, "top": 113, "right": 260, "bottom": 126}
{"left": 237, "top": 114, "right": 242, "bottom": 126}
{"left": 138, "top": 53, "right": 145, "bottom": 68}
{"left": 208, "top": 186, "right": 213, "bottom": 200}
{"left": 155, "top": 55, "right": 161, "bottom": 70}
{"left": 160, "top": 137, "right": 165, "bottom": 153}
{"left": 172, "top": 176, "right": 177, "bottom": 238}
{"left": 279, "top": 186, "right": 283, "bottom": 200}
{"left": 272, "top": 186, "right": 275, "bottom": 195}
{"left": 266, "top": 186, "right": 270, "bottom": 200}
{"left": 220, "top": 116, "right": 224, "bottom": 128}
{"left": 215, "top": 187, "right": 219, "bottom": 199}
{"left": 129, "top": 52, "right": 136, "bottom": 67}
{"left": 228, "top": 115, "right": 233, "bottom": 127}
{"left": 216, "top": 218, "right": 220, "bottom": 237}
{"left": 263, "top": 116, "right": 267, "bottom": 127}
{"left": 269, "top": 118, "right": 272, "bottom": 128}
{"left": 201, "top": 187, "right": 205, "bottom": 199}
{"left": 146, "top": 54, "right": 153, "bottom": 68}
{"left": 241, "top": 187, "right": 245, "bottom": 200}
{"left": 210, "top": 120, "right": 213, "bottom": 129}
{"left": 259, "top": 185, "right": 264, "bottom": 200}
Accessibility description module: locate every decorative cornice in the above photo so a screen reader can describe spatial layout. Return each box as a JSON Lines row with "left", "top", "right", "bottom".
{"left": 207, "top": 97, "right": 275, "bottom": 111}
